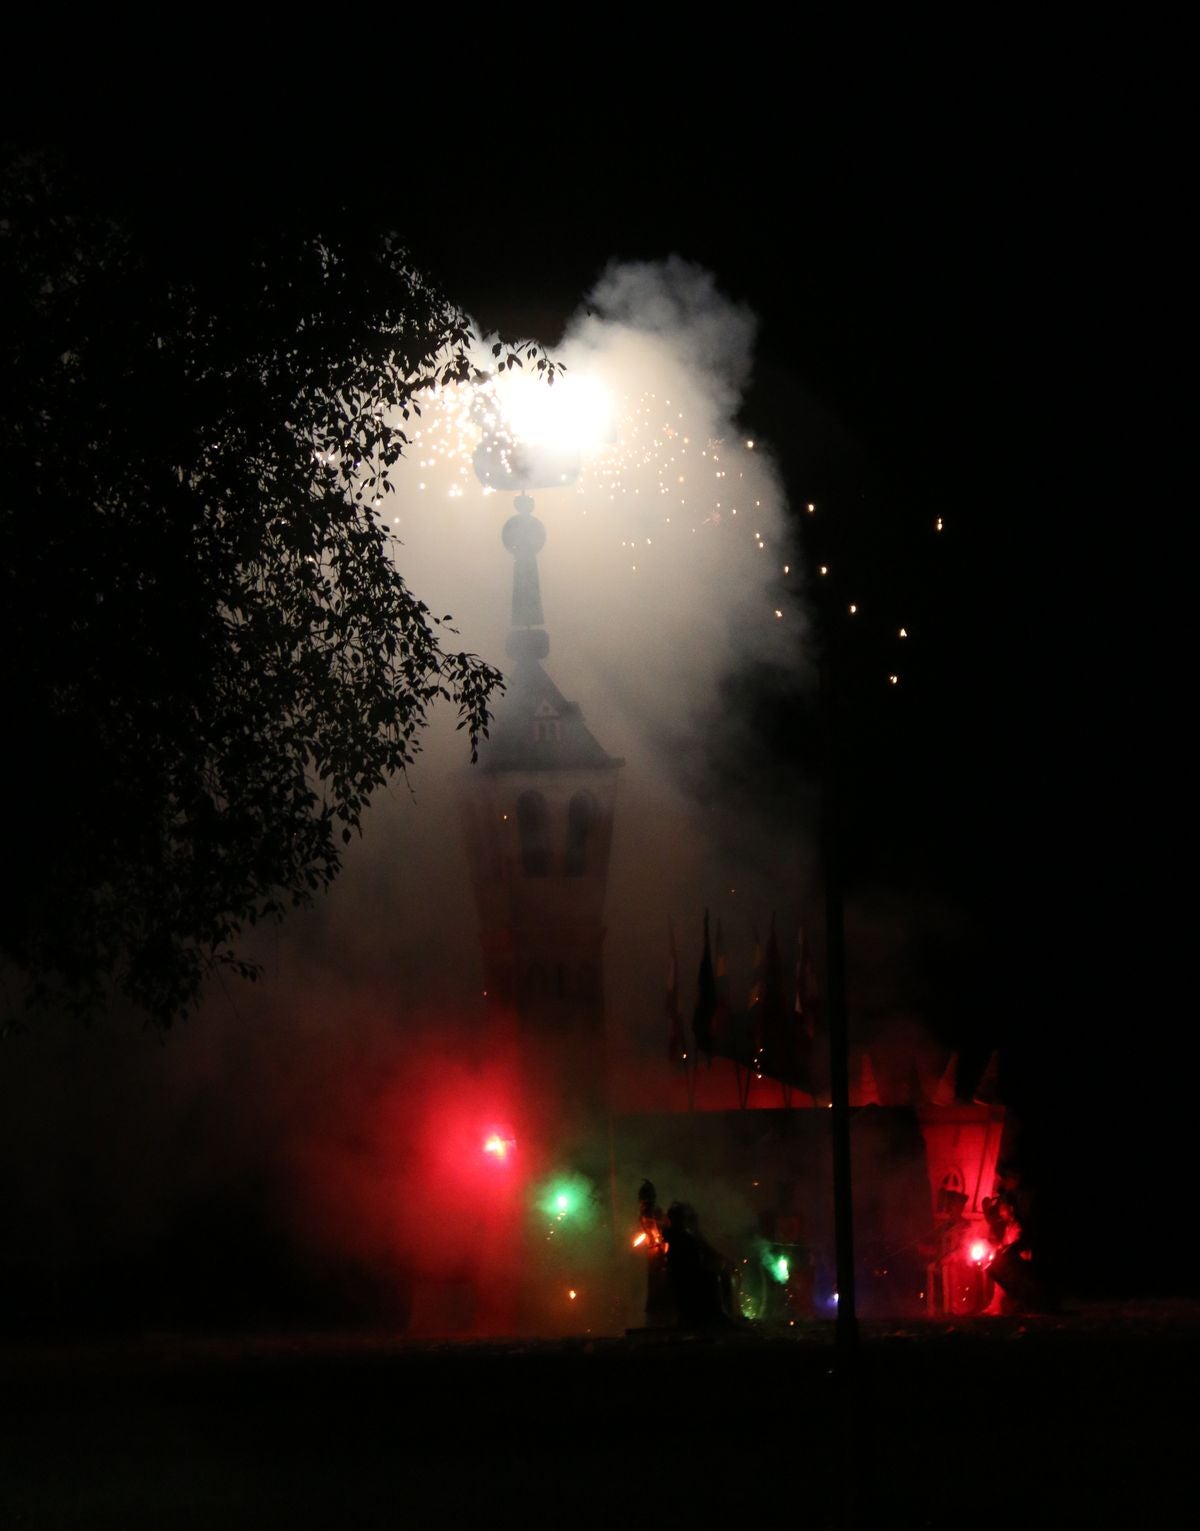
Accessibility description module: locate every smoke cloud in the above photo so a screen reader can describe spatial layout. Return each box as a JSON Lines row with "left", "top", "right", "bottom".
{"left": 1, "top": 259, "right": 935, "bottom": 1333}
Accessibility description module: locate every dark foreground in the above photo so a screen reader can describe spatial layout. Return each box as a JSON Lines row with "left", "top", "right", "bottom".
{"left": 3, "top": 1305, "right": 1195, "bottom": 1529}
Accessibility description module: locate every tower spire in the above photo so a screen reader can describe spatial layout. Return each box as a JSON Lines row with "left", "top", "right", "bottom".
{"left": 501, "top": 492, "right": 550, "bottom": 663}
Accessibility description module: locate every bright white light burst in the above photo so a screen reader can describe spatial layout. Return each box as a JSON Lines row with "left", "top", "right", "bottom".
{"left": 493, "top": 372, "right": 614, "bottom": 454}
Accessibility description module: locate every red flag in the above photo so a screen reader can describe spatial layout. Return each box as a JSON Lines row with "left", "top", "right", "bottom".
{"left": 857, "top": 1048, "right": 883, "bottom": 1106}
{"left": 790, "top": 924, "right": 820, "bottom": 1092}
{"left": 972, "top": 1050, "right": 1001, "bottom": 1106}
{"left": 692, "top": 910, "right": 717, "bottom": 1060}
{"left": 760, "top": 914, "right": 791, "bottom": 1080}
{"left": 794, "top": 925, "right": 820, "bottom": 1042}
{"left": 666, "top": 919, "right": 686, "bottom": 1063}
{"left": 711, "top": 918, "right": 732, "bottom": 1052}
{"left": 747, "top": 925, "right": 764, "bottom": 1071}
{"left": 932, "top": 1050, "right": 959, "bottom": 1106}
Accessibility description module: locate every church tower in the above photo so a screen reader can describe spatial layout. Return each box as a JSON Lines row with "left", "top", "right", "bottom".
{"left": 458, "top": 492, "right": 622, "bottom": 1137}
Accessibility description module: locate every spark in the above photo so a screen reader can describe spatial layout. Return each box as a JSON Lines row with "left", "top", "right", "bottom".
{"left": 384, "top": 372, "right": 792, "bottom": 635}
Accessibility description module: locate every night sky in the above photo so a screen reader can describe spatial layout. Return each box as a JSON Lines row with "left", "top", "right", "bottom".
{"left": 5, "top": 83, "right": 1185, "bottom": 1301}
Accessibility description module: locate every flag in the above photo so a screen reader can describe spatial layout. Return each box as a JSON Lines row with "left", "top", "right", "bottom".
{"left": 746, "top": 925, "right": 764, "bottom": 1070}
{"left": 692, "top": 910, "right": 717, "bottom": 1061}
{"left": 711, "top": 918, "right": 732, "bottom": 1054}
{"left": 931, "top": 1050, "right": 959, "bottom": 1106}
{"left": 972, "top": 1050, "right": 1001, "bottom": 1106}
{"left": 857, "top": 1048, "right": 882, "bottom": 1106}
{"left": 760, "top": 914, "right": 791, "bottom": 1081}
{"left": 794, "top": 925, "right": 820, "bottom": 1042}
{"left": 666, "top": 919, "right": 686, "bottom": 1063}
{"left": 791, "top": 925, "right": 821, "bottom": 1092}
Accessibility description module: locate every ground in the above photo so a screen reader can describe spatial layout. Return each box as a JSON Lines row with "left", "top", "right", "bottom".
{"left": 2, "top": 1305, "right": 1194, "bottom": 1528}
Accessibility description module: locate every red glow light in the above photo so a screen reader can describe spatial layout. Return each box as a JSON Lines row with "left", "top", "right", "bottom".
{"left": 970, "top": 1241, "right": 988, "bottom": 1263}
{"left": 484, "top": 1132, "right": 515, "bottom": 1160}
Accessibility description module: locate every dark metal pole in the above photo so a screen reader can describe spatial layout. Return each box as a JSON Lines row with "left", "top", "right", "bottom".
{"left": 819, "top": 628, "right": 860, "bottom": 1531}
{"left": 820, "top": 642, "right": 858, "bottom": 1358}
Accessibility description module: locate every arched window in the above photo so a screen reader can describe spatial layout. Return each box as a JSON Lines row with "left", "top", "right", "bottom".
{"left": 565, "top": 791, "right": 596, "bottom": 876}
{"left": 937, "top": 1169, "right": 966, "bottom": 1216}
{"left": 533, "top": 701, "right": 562, "bottom": 743}
{"left": 516, "top": 792, "right": 549, "bottom": 876}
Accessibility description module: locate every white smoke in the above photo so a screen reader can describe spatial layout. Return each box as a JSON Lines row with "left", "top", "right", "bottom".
{"left": 0, "top": 259, "right": 825, "bottom": 1331}
{"left": 377, "top": 256, "right": 813, "bottom": 1049}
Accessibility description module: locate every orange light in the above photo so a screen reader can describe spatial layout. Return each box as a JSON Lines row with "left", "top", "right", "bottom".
{"left": 568, "top": 1289, "right": 577, "bottom": 1300}
{"left": 633, "top": 1232, "right": 647, "bottom": 1248}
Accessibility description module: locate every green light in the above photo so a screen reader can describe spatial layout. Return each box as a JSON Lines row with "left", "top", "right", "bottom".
{"left": 535, "top": 1175, "right": 593, "bottom": 1224}
{"left": 771, "top": 1254, "right": 790, "bottom": 1285}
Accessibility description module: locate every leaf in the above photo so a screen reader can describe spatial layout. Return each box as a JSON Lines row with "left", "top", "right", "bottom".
{"left": 1, "top": 166, "right": 505, "bottom": 1030}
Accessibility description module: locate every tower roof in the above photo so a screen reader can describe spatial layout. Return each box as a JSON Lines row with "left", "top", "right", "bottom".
{"left": 481, "top": 656, "right": 622, "bottom": 774}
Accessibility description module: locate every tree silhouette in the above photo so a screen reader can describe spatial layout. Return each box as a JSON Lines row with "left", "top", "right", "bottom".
{"left": 1, "top": 153, "right": 543, "bottom": 1027}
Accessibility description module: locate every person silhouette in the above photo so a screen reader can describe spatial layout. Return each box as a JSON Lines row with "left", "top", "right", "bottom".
{"left": 664, "top": 1202, "right": 734, "bottom": 1328}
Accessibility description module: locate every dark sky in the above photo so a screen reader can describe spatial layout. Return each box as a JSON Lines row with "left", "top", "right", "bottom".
{"left": 13, "top": 85, "right": 1186, "bottom": 1293}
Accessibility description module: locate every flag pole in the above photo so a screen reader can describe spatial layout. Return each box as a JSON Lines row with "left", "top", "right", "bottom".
{"left": 820, "top": 631, "right": 858, "bottom": 1360}
{"left": 818, "top": 605, "right": 859, "bottom": 1531}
